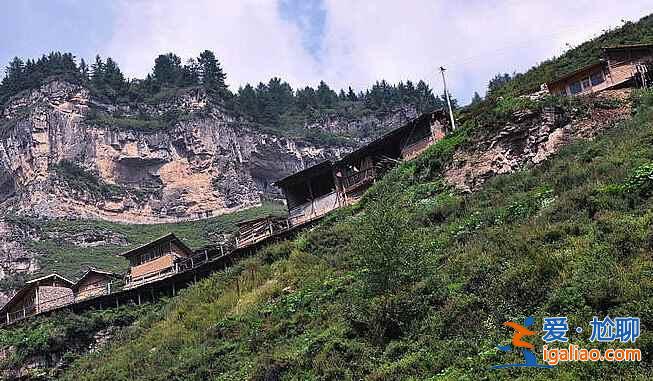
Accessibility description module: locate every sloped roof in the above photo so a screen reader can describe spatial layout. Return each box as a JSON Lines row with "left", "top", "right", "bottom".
{"left": 116, "top": 233, "right": 193, "bottom": 258}
{"left": 0, "top": 273, "right": 74, "bottom": 314}
{"left": 603, "top": 42, "right": 653, "bottom": 51}
{"left": 26, "top": 273, "right": 75, "bottom": 286}
{"left": 273, "top": 161, "right": 334, "bottom": 188}
{"left": 546, "top": 61, "right": 606, "bottom": 86}
{"left": 336, "top": 109, "right": 445, "bottom": 165}
{"left": 72, "top": 268, "right": 119, "bottom": 291}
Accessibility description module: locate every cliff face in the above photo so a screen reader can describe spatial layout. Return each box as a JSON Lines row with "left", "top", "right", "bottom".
{"left": 0, "top": 80, "right": 412, "bottom": 224}
{"left": 444, "top": 90, "right": 632, "bottom": 192}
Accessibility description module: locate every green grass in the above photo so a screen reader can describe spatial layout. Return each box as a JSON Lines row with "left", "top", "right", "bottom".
{"left": 14, "top": 201, "right": 286, "bottom": 282}
{"left": 87, "top": 115, "right": 167, "bottom": 131}
{"left": 37, "top": 91, "right": 653, "bottom": 380}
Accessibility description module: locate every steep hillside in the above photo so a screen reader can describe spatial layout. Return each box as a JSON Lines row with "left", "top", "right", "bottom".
{"left": 4, "top": 89, "right": 651, "bottom": 380}
{"left": 0, "top": 76, "right": 420, "bottom": 293}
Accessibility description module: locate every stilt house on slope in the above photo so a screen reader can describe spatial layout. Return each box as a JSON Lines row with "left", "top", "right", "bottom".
{"left": 118, "top": 233, "right": 194, "bottom": 289}
{"left": 546, "top": 43, "right": 653, "bottom": 96}
{"left": 274, "top": 160, "right": 341, "bottom": 227}
{"left": 334, "top": 110, "right": 448, "bottom": 204}
{"left": 273, "top": 109, "right": 449, "bottom": 222}
{"left": 0, "top": 274, "right": 75, "bottom": 325}
{"left": 72, "top": 268, "right": 119, "bottom": 301}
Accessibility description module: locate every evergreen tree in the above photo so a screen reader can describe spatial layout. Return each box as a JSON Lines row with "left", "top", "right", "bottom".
{"left": 153, "top": 53, "right": 183, "bottom": 86}
{"left": 347, "top": 86, "right": 357, "bottom": 101}
{"left": 198, "top": 50, "right": 227, "bottom": 97}
{"left": 488, "top": 73, "right": 512, "bottom": 93}
{"left": 470, "top": 91, "right": 483, "bottom": 105}
{"left": 79, "top": 58, "right": 89, "bottom": 81}
{"left": 266, "top": 77, "right": 293, "bottom": 117}
{"left": 296, "top": 86, "right": 317, "bottom": 110}
{"left": 103, "top": 57, "right": 125, "bottom": 93}
{"left": 316, "top": 80, "right": 337, "bottom": 108}
{"left": 236, "top": 84, "right": 258, "bottom": 117}
{"left": 90, "top": 55, "right": 105, "bottom": 88}
{"left": 3, "top": 57, "right": 25, "bottom": 95}
{"left": 179, "top": 58, "right": 200, "bottom": 87}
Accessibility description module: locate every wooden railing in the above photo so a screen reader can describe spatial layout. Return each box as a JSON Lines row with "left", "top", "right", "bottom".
{"left": 235, "top": 217, "right": 290, "bottom": 249}
{"left": 125, "top": 250, "right": 220, "bottom": 287}
{"left": 341, "top": 168, "right": 376, "bottom": 191}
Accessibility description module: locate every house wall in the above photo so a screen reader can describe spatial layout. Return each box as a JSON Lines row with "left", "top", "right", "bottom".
{"left": 130, "top": 254, "right": 175, "bottom": 280}
{"left": 37, "top": 286, "right": 74, "bottom": 313}
{"left": 288, "top": 191, "right": 340, "bottom": 226}
{"left": 170, "top": 242, "right": 190, "bottom": 257}
{"left": 6, "top": 289, "right": 36, "bottom": 314}
{"left": 401, "top": 137, "right": 434, "bottom": 161}
{"left": 548, "top": 65, "right": 612, "bottom": 96}
{"left": 75, "top": 274, "right": 111, "bottom": 301}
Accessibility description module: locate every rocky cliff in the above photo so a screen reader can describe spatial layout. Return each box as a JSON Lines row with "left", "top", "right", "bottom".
{"left": 444, "top": 90, "right": 632, "bottom": 191}
{"left": 0, "top": 79, "right": 414, "bottom": 224}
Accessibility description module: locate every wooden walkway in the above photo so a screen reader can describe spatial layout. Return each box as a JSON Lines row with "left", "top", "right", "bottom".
{"left": 0, "top": 214, "right": 323, "bottom": 328}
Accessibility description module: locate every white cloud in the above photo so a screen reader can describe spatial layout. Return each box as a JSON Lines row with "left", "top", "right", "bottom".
{"left": 105, "top": 0, "right": 321, "bottom": 88}
{"left": 105, "top": 0, "right": 653, "bottom": 103}
{"left": 319, "top": 0, "right": 653, "bottom": 102}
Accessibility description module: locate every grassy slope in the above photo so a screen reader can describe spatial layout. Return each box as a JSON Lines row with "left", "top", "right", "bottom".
{"left": 8, "top": 201, "right": 285, "bottom": 281}
{"left": 47, "top": 91, "right": 653, "bottom": 380}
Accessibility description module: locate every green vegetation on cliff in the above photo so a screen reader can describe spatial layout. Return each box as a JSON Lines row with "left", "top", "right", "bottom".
{"left": 13, "top": 90, "right": 647, "bottom": 380}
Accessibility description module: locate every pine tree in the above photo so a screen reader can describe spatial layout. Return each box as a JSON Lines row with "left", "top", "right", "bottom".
{"left": 470, "top": 91, "right": 483, "bottom": 105}
{"left": 347, "top": 86, "right": 357, "bottom": 101}
{"left": 237, "top": 84, "right": 258, "bottom": 118}
{"left": 316, "top": 81, "right": 337, "bottom": 108}
{"left": 103, "top": 57, "right": 125, "bottom": 93}
{"left": 90, "top": 55, "right": 105, "bottom": 88}
{"left": 79, "top": 58, "right": 89, "bottom": 81}
{"left": 153, "top": 53, "right": 182, "bottom": 86}
{"left": 488, "top": 73, "right": 512, "bottom": 93}
{"left": 179, "top": 58, "right": 200, "bottom": 87}
{"left": 198, "top": 50, "right": 227, "bottom": 98}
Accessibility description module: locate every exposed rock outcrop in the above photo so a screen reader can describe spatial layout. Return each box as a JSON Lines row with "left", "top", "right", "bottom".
{"left": 445, "top": 90, "right": 632, "bottom": 192}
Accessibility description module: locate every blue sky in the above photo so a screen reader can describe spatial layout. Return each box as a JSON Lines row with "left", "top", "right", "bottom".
{"left": 1, "top": 1, "right": 652, "bottom": 103}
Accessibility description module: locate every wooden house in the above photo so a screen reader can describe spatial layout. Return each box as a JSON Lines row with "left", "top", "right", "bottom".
{"left": 333, "top": 109, "right": 447, "bottom": 204}
{"left": 118, "top": 233, "right": 194, "bottom": 288}
{"left": 235, "top": 215, "right": 291, "bottom": 248}
{"left": 0, "top": 274, "right": 74, "bottom": 325}
{"left": 547, "top": 43, "right": 653, "bottom": 96}
{"left": 273, "top": 161, "right": 342, "bottom": 227}
{"left": 72, "top": 268, "right": 119, "bottom": 301}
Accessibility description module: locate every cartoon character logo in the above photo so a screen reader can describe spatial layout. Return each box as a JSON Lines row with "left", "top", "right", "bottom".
{"left": 492, "top": 316, "right": 553, "bottom": 369}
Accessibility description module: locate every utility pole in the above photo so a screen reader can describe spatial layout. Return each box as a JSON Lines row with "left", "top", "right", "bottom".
{"left": 440, "top": 66, "right": 457, "bottom": 131}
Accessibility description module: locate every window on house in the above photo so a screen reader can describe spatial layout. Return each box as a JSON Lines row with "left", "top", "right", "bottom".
{"left": 590, "top": 71, "right": 605, "bottom": 86}
{"left": 569, "top": 81, "right": 582, "bottom": 94}
{"left": 581, "top": 78, "right": 591, "bottom": 90}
